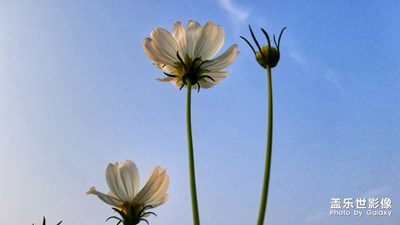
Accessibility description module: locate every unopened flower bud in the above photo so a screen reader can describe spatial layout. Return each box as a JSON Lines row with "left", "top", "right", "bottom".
{"left": 256, "top": 45, "right": 280, "bottom": 68}
{"left": 241, "top": 26, "right": 286, "bottom": 69}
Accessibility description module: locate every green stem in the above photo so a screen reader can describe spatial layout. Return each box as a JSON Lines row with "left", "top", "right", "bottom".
{"left": 257, "top": 67, "right": 273, "bottom": 225}
{"left": 186, "top": 80, "right": 200, "bottom": 225}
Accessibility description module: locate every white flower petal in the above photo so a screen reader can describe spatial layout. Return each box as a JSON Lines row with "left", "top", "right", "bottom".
{"left": 105, "top": 163, "right": 122, "bottom": 200}
{"left": 134, "top": 168, "right": 158, "bottom": 200}
{"left": 151, "top": 28, "right": 180, "bottom": 60}
{"left": 156, "top": 64, "right": 182, "bottom": 86}
{"left": 143, "top": 27, "right": 181, "bottom": 66}
{"left": 87, "top": 186, "right": 123, "bottom": 207}
{"left": 105, "top": 161, "right": 138, "bottom": 202}
{"left": 133, "top": 166, "right": 168, "bottom": 206}
{"left": 119, "top": 160, "right": 140, "bottom": 198}
{"left": 172, "top": 21, "right": 186, "bottom": 54}
{"left": 194, "top": 22, "right": 224, "bottom": 60}
{"left": 152, "top": 193, "right": 169, "bottom": 207}
{"left": 157, "top": 77, "right": 173, "bottom": 82}
{"left": 185, "top": 20, "right": 202, "bottom": 58}
{"left": 199, "top": 72, "right": 228, "bottom": 89}
{"left": 133, "top": 167, "right": 161, "bottom": 204}
{"left": 159, "top": 77, "right": 184, "bottom": 89}
{"left": 203, "top": 44, "right": 239, "bottom": 71}
{"left": 159, "top": 64, "right": 179, "bottom": 74}
{"left": 172, "top": 79, "right": 185, "bottom": 89}
{"left": 145, "top": 170, "right": 169, "bottom": 207}
{"left": 143, "top": 38, "right": 177, "bottom": 66}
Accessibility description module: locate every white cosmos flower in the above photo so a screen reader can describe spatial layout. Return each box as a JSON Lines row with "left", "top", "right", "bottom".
{"left": 143, "top": 20, "right": 239, "bottom": 90}
{"left": 87, "top": 160, "right": 169, "bottom": 223}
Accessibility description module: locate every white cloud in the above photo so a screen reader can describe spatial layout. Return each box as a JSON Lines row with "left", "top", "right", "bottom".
{"left": 217, "top": 0, "right": 249, "bottom": 22}
{"left": 287, "top": 43, "right": 345, "bottom": 94}
{"left": 288, "top": 49, "right": 310, "bottom": 71}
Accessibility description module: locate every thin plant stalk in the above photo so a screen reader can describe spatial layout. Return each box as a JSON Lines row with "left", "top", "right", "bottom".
{"left": 257, "top": 66, "right": 274, "bottom": 225}
{"left": 186, "top": 79, "right": 200, "bottom": 225}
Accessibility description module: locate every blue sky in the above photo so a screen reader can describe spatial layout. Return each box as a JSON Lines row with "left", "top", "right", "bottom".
{"left": 1, "top": 0, "right": 399, "bottom": 225}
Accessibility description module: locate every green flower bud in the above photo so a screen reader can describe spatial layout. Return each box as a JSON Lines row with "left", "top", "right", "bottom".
{"left": 256, "top": 45, "right": 280, "bottom": 68}
{"left": 241, "top": 26, "right": 286, "bottom": 69}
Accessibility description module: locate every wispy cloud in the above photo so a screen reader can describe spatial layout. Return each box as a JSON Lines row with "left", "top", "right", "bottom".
{"left": 217, "top": 0, "right": 249, "bottom": 22}
{"left": 286, "top": 42, "right": 345, "bottom": 95}
{"left": 324, "top": 68, "right": 343, "bottom": 93}
{"left": 288, "top": 49, "right": 310, "bottom": 71}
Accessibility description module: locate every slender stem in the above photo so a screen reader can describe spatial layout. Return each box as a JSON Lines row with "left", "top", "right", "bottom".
{"left": 257, "top": 67, "right": 273, "bottom": 225}
{"left": 186, "top": 79, "right": 200, "bottom": 225}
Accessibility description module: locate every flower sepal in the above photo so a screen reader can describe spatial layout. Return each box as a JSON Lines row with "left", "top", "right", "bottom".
{"left": 107, "top": 205, "right": 157, "bottom": 225}
{"left": 172, "top": 51, "right": 215, "bottom": 91}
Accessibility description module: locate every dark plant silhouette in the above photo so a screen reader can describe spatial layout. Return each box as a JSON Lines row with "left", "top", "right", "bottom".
{"left": 32, "top": 216, "right": 62, "bottom": 225}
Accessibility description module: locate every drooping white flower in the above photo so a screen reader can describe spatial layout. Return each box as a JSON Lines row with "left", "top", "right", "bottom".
{"left": 87, "top": 160, "right": 169, "bottom": 224}
{"left": 143, "top": 20, "right": 239, "bottom": 90}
